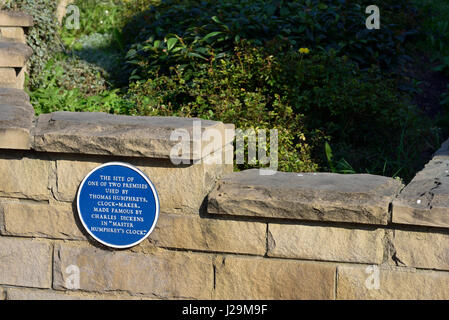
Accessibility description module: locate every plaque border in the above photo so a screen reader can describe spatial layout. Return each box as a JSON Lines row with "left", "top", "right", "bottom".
{"left": 76, "top": 162, "right": 160, "bottom": 249}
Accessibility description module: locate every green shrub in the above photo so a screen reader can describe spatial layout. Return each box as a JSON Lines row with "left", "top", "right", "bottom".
{"left": 126, "top": 40, "right": 434, "bottom": 178}
{"left": 127, "top": 42, "right": 319, "bottom": 172}
{"left": 123, "top": 0, "right": 419, "bottom": 81}
{"left": 413, "top": 0, "right": 449, "bottom": 58}
{"left": 4, "top": 0, "right": 440, "bottom": 180}
{"left": 30, "top": 57, "right": 132, "bottom": 115}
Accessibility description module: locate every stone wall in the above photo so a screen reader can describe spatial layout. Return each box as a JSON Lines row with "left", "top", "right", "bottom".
{"left": 0, "top": 11, "right": 32, "bottom": 89}
{"left": 1, "top": 10, "right": 449, "bottom": 300}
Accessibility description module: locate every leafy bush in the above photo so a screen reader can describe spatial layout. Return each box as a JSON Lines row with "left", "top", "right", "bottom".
{"left": 413, "top": 0, "right": 449, "bottom": 58}
{"left": 31, "top": 57, "right": 132, "bottom": 115}
{"left": 5, "top": 0, "right": 441, "bottom": 180}
{"left": 127, "top": 42, "right": 319, "bottom": 172}
{"left": 126, "top": 40, "right": 433, "bottom": 177}
{"left": 124, "top": 0, "right": 418, "bottom": 80}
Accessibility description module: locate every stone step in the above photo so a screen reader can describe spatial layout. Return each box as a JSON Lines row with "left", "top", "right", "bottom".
{"left": 0, "top": 67, "right": 24, "bottom": 89}
{"left": 0, "top": 88, "right": 34, "bottom": 150}
{"left": 0, "top": 27, "right": 25, "bottom": 43}
{"left": 0, "top": 87, "right": 30, "bottom": 104}
{"left": 0, "top": 11, "right": 33, "bottom": 27}
{"left": 0, "top": 67, "right": 16, "bottom": 87}
{"left": 0, "top": 40, "right": 32, "bottom": 68}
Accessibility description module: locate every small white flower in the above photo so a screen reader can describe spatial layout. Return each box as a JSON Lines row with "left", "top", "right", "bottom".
{"left": 417, "top": 199, "right": 421, "bottom": 204}
{"left": 100, "top": 20, "right": 103, "bottom": 24}
{"left": 105, "top": 10, "right": 109, "bottom": 15}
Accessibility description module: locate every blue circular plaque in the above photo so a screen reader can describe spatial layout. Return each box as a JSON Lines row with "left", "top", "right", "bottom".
{"left": 77, "top": 162, "right": 160, "bottom": 249}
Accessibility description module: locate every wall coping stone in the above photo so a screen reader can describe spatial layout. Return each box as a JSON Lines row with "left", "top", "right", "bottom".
{"left": 0, "top": 98, "right": 234, "bottom": 160}
{"left": 393, "top": 139, "right": 449, "bottom": 228}
{"left": 208, "top": 168, "right": 403, "bottom": 225}
{"left": 32, "top": 111, "right": 233, "bottom": 160}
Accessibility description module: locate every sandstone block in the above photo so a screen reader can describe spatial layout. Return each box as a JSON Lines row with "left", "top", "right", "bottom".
{"left": 0, "top": 200, "right": 85, "bottom": 240}
{"left": 33, "top": 112, "right": 233, "bottom": 161}
{"left": 0, "top": 87, "right": 29, "bottom": 103}
{"left": 268, "top": 224, "right": 385, "bottom": 264}
{"left": 393, "top": 169, "right": 449, "bottom": 228}
{"left": 337, "top": 265, "right": 449, "bottom": 299}
{"left": 393, "top": 139, "right": 449, "bottom": 229}
{"left": 0, "top": 41, "right": 32, "bottom": 67}
{"left": 0, "top": 237, "right": 52, "bottom": 288}
{"left": 0, "top": 27, "right": 25, "bottom": 43}
{"left": 53, "top": 244, "right": 214, "bottom": 299}
{"left": 4, "top": 287, "right": 151, "bottom": 300}
{"left": 0, "top": 67, "right": 17, "bottom": 87}
{"left": 0, "top": 11, "right": 33, "bottom": 27}
{"left": 55, "top": 157, "right": 226, "bottom": 214}
{"left": 151, "top": 214, "right": 266, "bottom": 255}
{"left": 16, "top": 66, "right": 24, "bottom": 89}
{"left": 0, "top": 101, "right": 34, "bottom": 150}
{"left": 214, "top": 256, "right": 336, "bottom": 299}
{"left": 5, "top": 288, "right": 82, "bottom": 300}
{"left": 0, "top": 156, "right": 51, "bottom": 200}
{"left": 392, "top": 230, "right": 449, "bottom": 271}
{"left": 209, "top": 169, "right": 403, "bottom": 225}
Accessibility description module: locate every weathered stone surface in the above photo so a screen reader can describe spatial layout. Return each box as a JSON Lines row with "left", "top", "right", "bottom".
{"left": 0, "top": 66, "right": 25, "bottom": 89}
{"left": 5, "top": 288, "right": 83, "bottom": 300}
{"left": 15, "top": 66, "right": 24, "bottom": 89}
{"left": 0, "top": 237, "right": 52, "bottom": 288}
{"left": 150, "top": 214, "right": 266, "bottom": 255}
{"left": 337, "top": 265, "right": 449, "bottom": 299}
{"left": 392, "top": 230, "right": 449, "bottom": 271}
{"left": 268, "top": 224, "right": 385, "bottom": 264}
{"left": 0, "top": 101, "right": 34, "bottom": 149}
{"left": 0, "top": 11, "right": 33, "bottom": 27}
{"left": 4, "top": 287, "right": 153, "bottom": 300}
{"left": 393, "top": 157, "right": 449, "bottom": 228}
{"left": 0, "top": 200, "right": 85, "bottom": 240}
{"left": 0, "top": 156, "right": 51, "bottom": 200}
{"left": 0, "top": 27, "right": 25, "bottom": 43}
{"left": 392, "top": 138, "right": 449, "bottom": 228}
{"left": 53, "top": 244, "right": 214, "bottom": 298}
{"left": 0, "top": 41, "right": 32, "bottom": 67}
{"left": 55, "top": 157, "right": 227, "bottom": 214}
{"left": 33, "top": 112, "right": 233, "bottom": 160}
{"left": 0, "top": 67, "right": 17, "bottom": 87}
{"left": 0, "top": 87, "right": 29, "bottom": 103}
{"left": 208, "top": 169, "right": 403, "bottom": 225}
{"left": 214, "top": 256, "right": 336, "bottom": 299}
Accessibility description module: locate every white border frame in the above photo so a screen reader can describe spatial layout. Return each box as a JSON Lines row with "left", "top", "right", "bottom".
{"left": 76, "top": 162, "right": 160, "bottom": 249}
